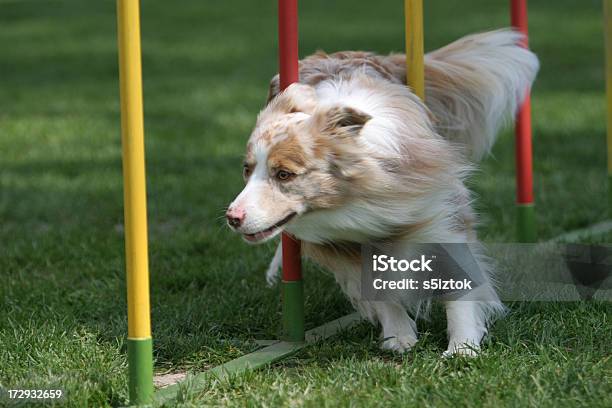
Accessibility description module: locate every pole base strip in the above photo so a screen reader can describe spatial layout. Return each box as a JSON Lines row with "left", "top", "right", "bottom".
{"left": 155, "top": 313, "right": 362, "bottom": 405}
{"left": 127, "top": 337, "right": 154, "bottom": 406}
{"left": 549, "top": 219, "right": 612, "bottom": 243}
{"left": 516, "top": 203, "right": 536, "bottom": 243}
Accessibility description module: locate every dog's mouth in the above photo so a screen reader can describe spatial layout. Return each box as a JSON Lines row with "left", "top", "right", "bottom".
{"left": 242, "top": 212, "right": 297, "bottom": 243}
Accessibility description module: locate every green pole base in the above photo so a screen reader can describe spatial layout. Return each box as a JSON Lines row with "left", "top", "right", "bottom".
{"left": 282, "top": 280, "right": 305, "bottom": 342}
{"left": 517, "top": 203, "right": 537, "bottom": 243}
{"left": 127, "top": 337, "right": 154, "bottom": 406}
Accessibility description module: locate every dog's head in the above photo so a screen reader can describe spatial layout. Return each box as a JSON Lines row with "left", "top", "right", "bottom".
{"left": 226, "top": 83, "right": 373, "bottom": 243}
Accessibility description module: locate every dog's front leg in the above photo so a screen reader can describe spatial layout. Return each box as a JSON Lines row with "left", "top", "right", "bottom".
{"left": 374, "top": 301, "right": 418, "bottom": 353}
{"left": 443, "top": 300, "right": 487, "bottom": 357}
{"left": 333, "top": 269, "right": 418, "bottom": 353}
{"left": 303, "top": 242, "right": 418, "bottom": 353}
{"left": 265, "top": 241, "right": 282, "bottom": 287}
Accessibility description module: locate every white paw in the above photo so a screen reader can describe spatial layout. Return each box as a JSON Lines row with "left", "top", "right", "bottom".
{"left": 443, "top": 341, "right": 480, "bottom": 358}
{"left": 265, "top": 268, "right": 280, "bottom": 287}
{"left": 380, "top": 335, "right": 417, "bottom": 353}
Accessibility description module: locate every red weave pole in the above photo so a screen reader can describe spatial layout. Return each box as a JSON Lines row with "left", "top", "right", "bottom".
{"left": 511, "top": 0, "right": 534, "bottom": 205}
{"left": 278, "top": 0, "right": 302, "bottom": 282}
{"left": 278, "top": 0, "right": 299, "bottom": 90}
{"left": 281, "top": 233, "right": 301, "bottom": 281}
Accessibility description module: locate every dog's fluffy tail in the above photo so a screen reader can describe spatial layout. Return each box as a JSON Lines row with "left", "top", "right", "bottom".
{"left": 424, "top": 29, "right": 539, "bottom": 161}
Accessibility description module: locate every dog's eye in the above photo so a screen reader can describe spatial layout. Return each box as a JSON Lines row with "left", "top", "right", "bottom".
{"left": 275, "top": 169, "right": 295, "bottom": 181}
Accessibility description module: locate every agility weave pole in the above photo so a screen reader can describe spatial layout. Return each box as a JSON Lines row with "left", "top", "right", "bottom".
{"left": 404, "top": 0, "right": 425, "bottom": 100}
{"left": 517, "top": 0, "right": 612, "bottom": 241}
{"left": 606, "top": 0, "right": 612, "bottom": 215}
{"left": 278, "top": 0, "right": 306, "bottom": 343}
{"left": 511, "top": 0, "right": 537, "bottom": 243}
{"left": 116, "top": 0, "right": 154, "bottom": 405}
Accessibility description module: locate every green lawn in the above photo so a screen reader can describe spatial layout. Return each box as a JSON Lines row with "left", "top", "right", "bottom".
{"left": 1, "top": 0, "right": 610, "bottom": 406}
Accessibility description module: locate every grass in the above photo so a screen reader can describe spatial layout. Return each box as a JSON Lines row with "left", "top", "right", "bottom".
{"left": 0, "top": 0, "right": 610, "bottom": 406}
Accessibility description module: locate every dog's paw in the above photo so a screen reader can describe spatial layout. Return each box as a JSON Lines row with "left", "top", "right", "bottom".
{"left": 266, "top": 270, "right": 280, "bottom": 287}
{"left": 380, "top": 335, "right": 417, "bottom": 353}
{"left": 443, "top": 341, "right": 480, "bottom": 358}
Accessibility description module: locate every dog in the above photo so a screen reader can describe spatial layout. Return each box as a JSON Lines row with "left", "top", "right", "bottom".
{"left": 226, "top": 29, "right": 539, "bottom": 356}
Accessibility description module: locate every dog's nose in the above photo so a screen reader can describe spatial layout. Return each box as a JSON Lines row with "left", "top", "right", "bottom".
{"left": 226, "top": 207, "right": 245, "bottom": 228}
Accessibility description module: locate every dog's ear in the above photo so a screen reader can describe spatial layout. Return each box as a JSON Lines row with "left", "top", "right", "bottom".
{"left": 267, "top": 83, "right": 318, "bottom": 114}
{"left": 266, "top": 74, "right": 280, "bottom": 104}
{"left": 316, "top": 105, "right": 372, "bottom": 136}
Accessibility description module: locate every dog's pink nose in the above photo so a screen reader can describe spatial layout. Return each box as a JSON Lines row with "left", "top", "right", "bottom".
{"left": 226, "top": 207, "right": 245, "bottom": 228}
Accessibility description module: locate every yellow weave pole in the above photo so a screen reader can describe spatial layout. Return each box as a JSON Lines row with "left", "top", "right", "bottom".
{"left": 116, "top": 0, "right": 154, "bottom": 404}
{"left": 405, "top": 0, "right": 425, "bottom": 99}
{"left": 605, "top": 0, "right": 612, "bottom": 213}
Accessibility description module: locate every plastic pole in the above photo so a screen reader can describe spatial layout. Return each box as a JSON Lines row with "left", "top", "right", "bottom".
{"left": 278, "top": 0, "right": 305, "bottom": 342}
{"left": 404, "top": 0, "right": 425, "bottom": 100}
{"left": 605, "top": 0, "right": 612, "bottom": 214}
{"left": 116, "top": 0, "right": 154, "bottom": 404}
{"left": 511, "top": 0, "right": 537, "bottom": 242}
